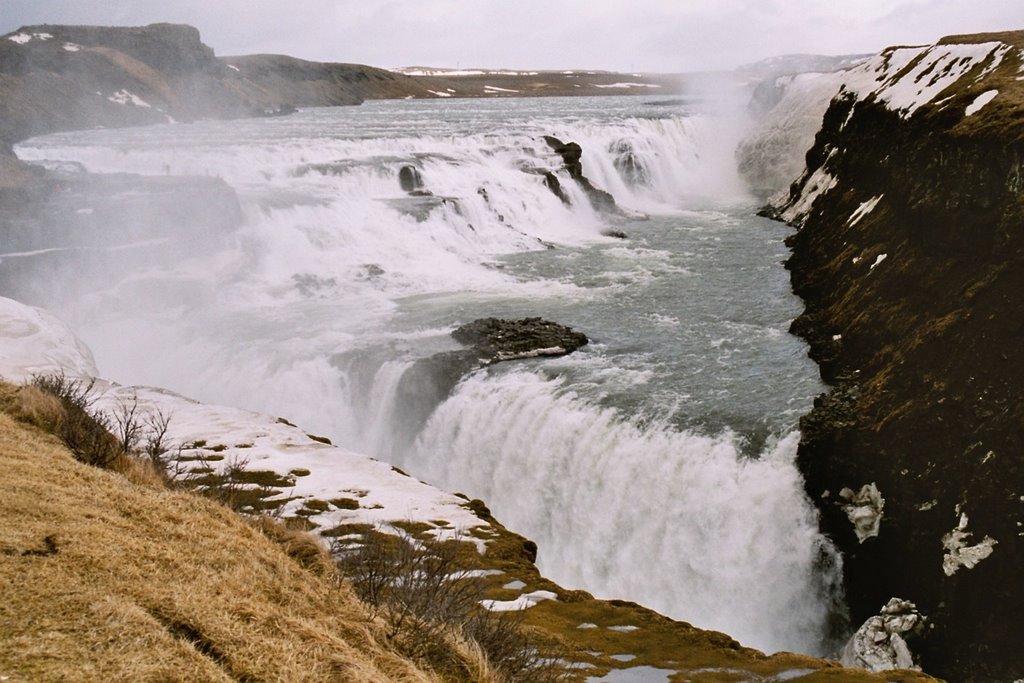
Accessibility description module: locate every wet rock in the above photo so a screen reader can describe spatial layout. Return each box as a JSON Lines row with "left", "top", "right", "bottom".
{"left": 398, "top": 165, "right": 424, "bottom": 193}
{"left": 542, "top": 135, "right": 619, "bottom": 213}
{"left": 451, "top": 317, "right": 588, "bottom": 362}
{"left": 542, "top": 171, "right": 569, "bottom": 204}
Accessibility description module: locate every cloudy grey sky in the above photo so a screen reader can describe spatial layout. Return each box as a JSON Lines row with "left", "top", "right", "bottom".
{"left": 1, "top": 0, "right": 1021, "bottom": 72}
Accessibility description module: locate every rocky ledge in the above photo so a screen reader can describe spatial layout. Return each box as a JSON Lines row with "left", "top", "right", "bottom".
{"left": 452, "top": 316, "right": 589, "bottom": 361}
{"left": 772, "top": 30, "right": 1024, "bottom": 681}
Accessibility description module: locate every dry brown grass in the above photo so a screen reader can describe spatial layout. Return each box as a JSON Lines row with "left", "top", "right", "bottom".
{"left": 0, "top": 405, "right": 441, "bottom": 682}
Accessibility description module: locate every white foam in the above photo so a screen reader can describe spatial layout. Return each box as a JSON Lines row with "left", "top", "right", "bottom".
{"left": 408, "top": 370, "right": 840, "bottom": 654}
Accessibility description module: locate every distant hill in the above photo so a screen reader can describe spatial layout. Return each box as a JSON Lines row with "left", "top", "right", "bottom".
{"left": 0, "top": 23, "right": 449, "bottom": 143}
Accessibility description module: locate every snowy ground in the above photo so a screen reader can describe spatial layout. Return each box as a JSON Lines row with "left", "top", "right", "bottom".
{"left": 0, "top": 296, "right": 488, "bottom": 546}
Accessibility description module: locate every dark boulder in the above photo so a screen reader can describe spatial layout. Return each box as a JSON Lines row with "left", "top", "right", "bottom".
{"left": 398, "top": 165, "right": 424, "bottom": 193}
{"left": 542, "top": 135, "right": 619, "bottom": 213}
{"left": 452, "top": 316, "right": 588, "bottom": 362}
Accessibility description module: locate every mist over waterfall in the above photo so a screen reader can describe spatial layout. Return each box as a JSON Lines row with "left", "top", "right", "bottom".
{"left": 10, "top": 95, "right": 841, "bottom": 655}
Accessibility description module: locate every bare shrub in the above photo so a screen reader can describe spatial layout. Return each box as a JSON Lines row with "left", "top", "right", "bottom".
{"left": 31, "top": 373, "right": 121, "bottom": 469}
{"left": 143, "top": 407, "right": 173, "bottom": 468}
{"left": 336, "top": 530, "right": 567, "bottom": 682}
{"left": 112, "top": 392, "right": 143, "bottom": 454}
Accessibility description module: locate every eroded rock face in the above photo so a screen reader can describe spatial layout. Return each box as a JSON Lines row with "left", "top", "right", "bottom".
{"left": 772, "top": 31, "right": 1024, "bottom": 681}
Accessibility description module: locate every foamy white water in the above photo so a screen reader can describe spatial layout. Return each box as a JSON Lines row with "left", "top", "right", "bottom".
{"left": 13, "top": 95, "right": 839, "bottom": 654}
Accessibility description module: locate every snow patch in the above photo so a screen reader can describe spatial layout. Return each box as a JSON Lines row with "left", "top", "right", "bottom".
{"left": 8, "top": 31, "right": 53, "bottom": 44}
{"left": 227, "top": 64, "right": 240, "bottom": 72}
{"left": 839, "top": 42, "right": 1008, "bottom": 118}
{"left": 108, "top": 90, "right": 152, "bottom": 108}
{"left": 0, "top": 297, "right": 98, "bottom": 380}
{"left": 395, "top": 67, "right": 538, "bottom": 76}
{"left": 869, "top": 253, "right": 888, "bottom": 270}
{"left": 591, "top": 82, "right": 662, "bottom": 89}
{"left": 942, "top": 512, "right": 997, "bottom": 576}
{"left": 965, "top": 89, "right": 998, "bottom": 116}
{"left": 839, "top": 483, "right": 884, "bottom": 543}
{"left": 780, "top": 166, "right": 837, "bottom": 225}
{"left": 480, "top": 590, "right": 557, "bottom": 612}
{"left": 483, "top": 85, "right": 520, "bottom": 93}
{"left": 62, "top": 42, "right": 80, "bottom": 52}
{"left": 427, "top": 90, "right": 453, "bottom": 98}
{"left": 0, "top": 296, "right": 492, "bottom": 550}
{"left": 848, "top": 195, "right": 883, "bottom": 226}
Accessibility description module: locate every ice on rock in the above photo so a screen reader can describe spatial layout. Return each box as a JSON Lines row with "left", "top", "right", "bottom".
{"left": 848, "top": 195, "right": 883, "bottom": 226}
{"left": 942, "top": 512, "right": 997, "bottom": 576}
{"left": 838, "top": 483, "right": 884, "bottom": 543}
{"left": 840, "top": 598, "right": 923, "bottom": 672}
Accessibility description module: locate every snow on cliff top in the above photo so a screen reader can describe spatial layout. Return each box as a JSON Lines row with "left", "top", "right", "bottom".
{"left": 0, "top": 296, "right": 487, "bottom": 544}
{"left": 837, "top": 41, "right": 1011, "bottom": 118}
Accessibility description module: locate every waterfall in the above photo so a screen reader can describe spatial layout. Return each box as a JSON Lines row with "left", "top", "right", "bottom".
{"left": 405, "top": 369, "right": 841, "bottom": 655}
{"left": 11, "top": 96, "right": 838, "bottom": 656}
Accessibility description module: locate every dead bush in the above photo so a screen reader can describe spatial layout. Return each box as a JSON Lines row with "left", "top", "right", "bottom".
{"left": 31, "top": 373, "right": 122, "bottom": 469}
{"left": 336, "top": 530, "right": 567, "bottom": 682}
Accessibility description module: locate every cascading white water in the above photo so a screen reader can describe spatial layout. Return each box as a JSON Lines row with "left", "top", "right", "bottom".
{"left": 12, "top": 95, "right": 840, "bottom": 655}
{"left": 408, "top": 370, "right": 838, "bottom": 654}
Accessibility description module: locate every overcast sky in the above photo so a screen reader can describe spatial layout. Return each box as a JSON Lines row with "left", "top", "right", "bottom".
{"left": 1, "top": 0, "right": 1021, "bottom": 72}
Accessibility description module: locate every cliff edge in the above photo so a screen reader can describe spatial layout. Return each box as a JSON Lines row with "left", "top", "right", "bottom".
{"left": 772, "top": 30, "right": 1024, "bottom": 681}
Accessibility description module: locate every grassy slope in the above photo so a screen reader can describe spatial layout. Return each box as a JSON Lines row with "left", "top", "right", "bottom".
{"left": 0, "top": 400, "right": 438, "bottom": 683}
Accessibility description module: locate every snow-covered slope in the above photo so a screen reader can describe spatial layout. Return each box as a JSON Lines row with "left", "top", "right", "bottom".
{"left": 0, "top": 296, "right": 487, "bottom": 543}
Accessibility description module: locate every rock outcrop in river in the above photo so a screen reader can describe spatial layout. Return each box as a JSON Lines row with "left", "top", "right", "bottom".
{"left": 770, "top": 30, "right": 1024, "bottom": 681}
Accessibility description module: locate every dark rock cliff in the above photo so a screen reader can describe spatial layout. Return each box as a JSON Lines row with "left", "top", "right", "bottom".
{"left": 773, "top": 31, "right": 1024, "bottom": 681}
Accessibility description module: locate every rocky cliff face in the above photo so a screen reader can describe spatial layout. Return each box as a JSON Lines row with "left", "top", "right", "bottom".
{"left": 772, "top": 31, "right": 1024, "bottom": 681}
